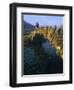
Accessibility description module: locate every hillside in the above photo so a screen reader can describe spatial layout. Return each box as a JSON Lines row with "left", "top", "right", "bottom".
{"left": 23, "top": 21, "right": 35, "bottom": 33}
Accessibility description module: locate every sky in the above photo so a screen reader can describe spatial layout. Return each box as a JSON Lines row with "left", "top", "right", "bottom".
{"left": 23, "top": 14, "right": 63, "bottom": 27}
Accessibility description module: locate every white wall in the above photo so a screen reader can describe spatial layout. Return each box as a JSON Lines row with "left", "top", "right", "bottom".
{"left": 0, "top": 0, "right": 74, "bottom": 89}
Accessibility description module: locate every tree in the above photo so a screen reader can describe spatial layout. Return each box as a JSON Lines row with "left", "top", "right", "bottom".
{"left": 54, "top": 25, "right": 57, "bottom": 30}
{"left": 36, "top": 22, "right": 39, "bottom": 28}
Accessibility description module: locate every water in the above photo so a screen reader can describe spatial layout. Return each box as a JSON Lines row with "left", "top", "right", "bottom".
{"left": 42, "top": 40, "right": 56, "bottom": 57}
{"left": 24, "top": 40, "right": 63, "bottom": 75}
{"left": 24, "top": 47, "right": 35, "bottom": 65}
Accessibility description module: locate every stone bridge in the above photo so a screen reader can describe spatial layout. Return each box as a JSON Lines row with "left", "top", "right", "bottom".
{"left": 30, "top": 27, "right": 63, "bottom": 58}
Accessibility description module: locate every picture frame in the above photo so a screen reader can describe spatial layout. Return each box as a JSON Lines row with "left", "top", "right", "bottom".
{"left": 10, "top": 3, "right": 72, "bottom": 87}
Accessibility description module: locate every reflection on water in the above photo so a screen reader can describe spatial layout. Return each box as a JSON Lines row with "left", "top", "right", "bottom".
{"left": 42, "top": 40, "right": 56, "bottom": 56}
{"left": 24, "top": 40, "right": 63, "bottom": 75}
